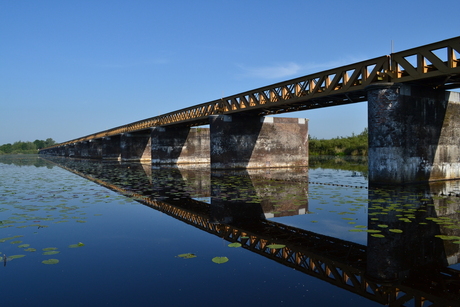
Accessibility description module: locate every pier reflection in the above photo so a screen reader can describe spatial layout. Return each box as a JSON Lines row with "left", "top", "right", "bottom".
{"left": 42, "top": 157, "right": 460, "bottom": 307}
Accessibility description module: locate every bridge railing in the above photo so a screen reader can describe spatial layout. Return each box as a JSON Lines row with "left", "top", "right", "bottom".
{"left": 390, "top": 36, "right": 460, "bottom": 85}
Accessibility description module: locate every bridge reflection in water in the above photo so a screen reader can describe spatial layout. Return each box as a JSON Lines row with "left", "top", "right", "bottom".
{"left": 43, "top": 157, "right": 460, "bottom": 307}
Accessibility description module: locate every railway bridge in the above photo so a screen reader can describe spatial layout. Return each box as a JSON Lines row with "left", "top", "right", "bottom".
{"left": 39, "top": 37, "right": 460, "bottom": 184}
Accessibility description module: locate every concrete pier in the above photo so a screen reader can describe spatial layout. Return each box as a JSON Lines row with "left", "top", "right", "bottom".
{"left": 367, "top": 83, "right": 460, "bottom": 184}
{"left": 209, "top": 115, "right": 308, "bottom": 169}
{"left": 151, "top": 126, "right": 210, "bottom": 165}
{"left": 121, "top": 130, "right": 151, "bottom": 162}
{"left": 102, "top": 135, "right": 121, "bottom": 160}
{"left": 88, "top": 139, "right": 103, "bottom": 159}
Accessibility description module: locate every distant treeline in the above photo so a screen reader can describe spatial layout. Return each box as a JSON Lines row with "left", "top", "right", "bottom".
{"left": 309, "top": 128, "right": 368, "bottom": 156}
{"left": 0, "top": 138, "right": 56, "bottom": 155}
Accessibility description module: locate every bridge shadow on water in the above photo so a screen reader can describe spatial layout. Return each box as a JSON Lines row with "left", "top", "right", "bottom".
{"left": 41, "top": 156, "right": 460, "bottom": 307}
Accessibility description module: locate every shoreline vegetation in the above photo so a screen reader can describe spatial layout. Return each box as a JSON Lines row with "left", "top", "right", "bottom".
{"left": 0, "top": 138, "right": 56, "bottom": 155}
{"left": 309, "top": 128, "right": 368, "bottom": 156}
{"left": 1, "top": 129, "right": 368, "bottom": 157}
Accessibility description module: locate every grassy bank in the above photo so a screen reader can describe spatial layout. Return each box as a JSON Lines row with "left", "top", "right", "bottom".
{"left": 309, "top": 128, "right": 368, "bottom": 156}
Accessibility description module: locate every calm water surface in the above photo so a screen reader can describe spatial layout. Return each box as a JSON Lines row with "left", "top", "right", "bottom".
{"left": 0, "top": 155, "right": 459, "bottom": 306}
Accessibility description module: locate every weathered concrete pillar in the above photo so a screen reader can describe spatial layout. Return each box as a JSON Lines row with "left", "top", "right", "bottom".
{"left": 79, "top": 141, "right": 90, "bottom": 158}
{"left": 209, "top": 115, "right": 308, "bottom": 169}
{"left": 367, "top": 83, "right": 460, "bottom": 184}
{"left": 102, "top": 135, "right": 121, "bottom": 160}
{"left": 120, "top": 130, "right": 152, "bottom": 162}
{"left": 151, "top": 126, "right": 210, "bottom": 164}
{"left": 65, "top": 144, "right": 76, "bottom": 157}
{"left": 58, "top": 146, "right": 66, "bottom": 156}
{"left": 88, "top": 139, "right": 103, "bottom": 159}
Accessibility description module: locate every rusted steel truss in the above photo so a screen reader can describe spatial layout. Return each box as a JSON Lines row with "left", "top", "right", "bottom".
{"left": 42, "top": 36, "right": 460, "bottom": 151}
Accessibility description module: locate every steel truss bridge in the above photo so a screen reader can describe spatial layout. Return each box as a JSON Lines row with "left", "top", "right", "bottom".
{"left": 44, "top": 36, "right": 460, "bottom": 150}
{"left": 46, "top": 157, "right": 460, "bottom": 307}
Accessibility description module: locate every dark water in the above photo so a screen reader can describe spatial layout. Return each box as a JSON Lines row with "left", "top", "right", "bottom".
{"left": 0, "top": 155, "right": 459, "bottom": 306}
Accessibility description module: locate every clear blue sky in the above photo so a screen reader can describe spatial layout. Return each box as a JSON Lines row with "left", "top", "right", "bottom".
{"left": 1, "top": 0, "right": 459, "bottom": 145}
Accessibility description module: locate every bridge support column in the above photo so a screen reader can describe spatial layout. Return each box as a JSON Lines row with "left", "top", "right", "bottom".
{"left": 209, "top": 115, "right": 308, "bottom": 169}
{"left": 102, "top": 136, "right": 121, "bottom": 160}
{"left": 65, "top": 144, "right": 76, "bottom": 157}
{"left": 151, "top": 127, "right": 210, "bottom": 164}
{"left": 88, "top": 139, "right": 103, "bottom": 159}
{"left": 79, "top": 141, "right": 90, "bottom": 158}
{"left": 120, "top": 130, "right": 152, "bottom": 162}
{"left": 367, "top": 83, "right": 460, "bottom": 184}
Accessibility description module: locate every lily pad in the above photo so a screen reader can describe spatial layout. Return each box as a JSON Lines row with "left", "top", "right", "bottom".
{"left": 68, "top": 242, "right": 85, "bottom": 248}
{"left": 371, "top": 234, "right": 385, "bottom": 238}
{"left": 24, "top": 248, "right": 36, "bottom": 252}
{"left": 42, "top": 247, "right": 58, "bottom": 251}
{"left": 377, "top": 225, "right": 388, "bottom": 228}
{"left": 266, "top": 244, "right": 285, "bottom": 249}
{"left": 177, "top": 253, "right": 197, "bottom": 259}
{"left": 389, "top": 229, "right": 403, "bottom": 233}
{"left": 212, "top": 256, "right": 229, "bottom": 264}
{"left": 228, "top": 243, "right": 242, "bottom": 248}
{"left": 9, "top": 254, "right": 25, "bottom": 259}
{"left": 42, "top": 259, "right": 59, "bottom": 264}
{"left": 18, "top": 244, "right": 30, "bottom": 248}
{"left": 43, "top": 251, "right": 60, "bottom": 255}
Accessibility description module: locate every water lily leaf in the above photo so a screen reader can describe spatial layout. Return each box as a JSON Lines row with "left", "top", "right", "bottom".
{"left": 266, "top": 244, "right": 285, "bottom": 249}
{"left": 9, "top": 254, "right": 25, "bottom": 259}
{"left": 377, "top": 225, "right": 388, "bottom": 228}
{"left": 389, "top": 229, "right": 403, "bottom": 233}
{"left": 43, "top": 247, "right": 58, "bottom": 251}
{"left": 43, "top": 251, "right": 60, "bottom": 255}
{"left": 68, "top": 242, "right": 84, "bottom": 248}
{"left": 212, "top": 256, "right": 229, "bottom": 264}
{"left": 228, "top": 243, "right": 241, "bottom": 248}
{"left": 177, "top": 253, "right": 196, "bottom": 259}
{"left": 10, "top": 241, "right": 22, "bottom": 244}
{"left": 365, "top": 230, "right": 381, "bottom": 233}
{"left": 371, "top": 234, "right": 385, "bottom": 238}
{"left": 18, "top": 244, "right": 30, "bottom": 248}
{"left": 42, "top": 259, "right": 59, "bottom": 264}
{"left": 24, "top": 248, "right": 36, "bottom": 252}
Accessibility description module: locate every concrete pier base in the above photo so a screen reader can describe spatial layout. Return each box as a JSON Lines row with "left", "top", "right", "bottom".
{"left": 209, "top": 115, "right": 308, "bottom": 169}
{"left": 65, "top": 144, "right": 76, "bottom": 157}
{"left": 367, "top": 83, "right": 460, "bottom": 184}
{"left": 102, "top": 136, "right": 121, "bottom": 160}
{"left": 121, "top": 130, "right": 151, "bottom": 162}
{"left": 151, "top": 127, "right": 210, "bottom": 164}
{"left": 88, "top": 139, "right": 103, "bottom": 159}
{"left": 79, "top": 141, "right": 89, "bottom": 158}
